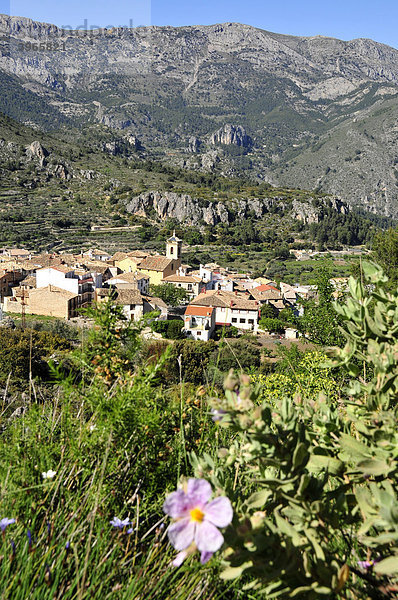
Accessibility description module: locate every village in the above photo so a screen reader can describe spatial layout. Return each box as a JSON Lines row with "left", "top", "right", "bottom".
{"left": 0, "top": 234, "right": 348, "bottom": 340}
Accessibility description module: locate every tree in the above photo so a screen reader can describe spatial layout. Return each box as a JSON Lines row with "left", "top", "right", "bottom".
{"left": 260, "top": 303, "right": 277, "bottom": 319}
{"left": 259, "top": 317, "right": 285, "bottom": 333}
{"left": 150, "top": 283, "right": 188, "bottom": 306}
{"left": 371, "top": 227, "right": 398, "bottom": 284}
{"left": 151, "top": 319, "right": 184, "bottom": 339}
{"left": 297, "top": 269, "right": 345, "bottom": 347}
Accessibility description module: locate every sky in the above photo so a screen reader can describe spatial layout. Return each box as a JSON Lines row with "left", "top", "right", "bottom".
{"left": 2, "top": 0, "right": 398, "bottom": 48}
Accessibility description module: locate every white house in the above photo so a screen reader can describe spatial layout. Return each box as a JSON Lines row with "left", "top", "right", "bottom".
{"left": 184, "top": 305, "right": 215, "bottom": 341}
{"left": 83, "top": 249, "right": 111, "bottom": 262}
{"left": 96, "top": 288, "right": 153, "bottom": 321}
{"left": 36, "top": 266, "right": 102, "bottom": 305}
{"left": 188, "top": 290, "right": 260, "bottom": 332}
{"left": 106, "top": 272, "right": 150, "bottom": 295}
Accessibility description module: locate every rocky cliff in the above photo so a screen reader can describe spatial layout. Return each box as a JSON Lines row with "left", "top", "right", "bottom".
{"left": 125, "top": 190, "right": 346, "bottom": 226}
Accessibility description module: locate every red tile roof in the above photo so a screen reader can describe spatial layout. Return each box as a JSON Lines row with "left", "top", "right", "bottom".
{"left": 185, "top": 305, "right": 214, "bottom": 317}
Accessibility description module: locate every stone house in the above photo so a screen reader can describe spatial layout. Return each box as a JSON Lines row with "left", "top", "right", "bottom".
{"left": 162, "top": 274, "right": 203, "bottom": 300}
{"left": 96, "top": 288, "right": 153, "bottom": 321}
{"left": 4, "top": 285, "right": 79, "bottom": 319}
{"left": 36, "top": 266, "right": 102, "bottom": 307}
{"left": 0, "top": 269, "right": 25, "bottom": 301}
{"left": 106, "top": 272, "right": 150, "bottom": 295}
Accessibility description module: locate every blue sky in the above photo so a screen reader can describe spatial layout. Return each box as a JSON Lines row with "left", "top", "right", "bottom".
{"left": 2, "top": 0, "right": 398, "bottom": 48}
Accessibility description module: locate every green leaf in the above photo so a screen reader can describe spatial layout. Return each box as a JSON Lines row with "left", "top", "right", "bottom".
{"left": 274, "top": 511, "right": 302, "bottom": 546}
{"left": 307, "top": 454, "right": 344, "bottom": 475}
{"left": 246, "top": 489, "right": 270, "bottom": 509}
{"left": 357, "top": 459, "right": 390, "bottom": 476}
{"left": 306, "top": 528, "right": 325, "bottom": 561}
{"left": 374, "top": 555, "right": 398, "bottom": 575}
{"left": 292, "top": 442, "right": 309, "bottom": 470}
{"left": 220, "top": 562, "right": 252, "bottom": 580}
{"left": 339, "top": 434, "right": 371, "bottom": 460}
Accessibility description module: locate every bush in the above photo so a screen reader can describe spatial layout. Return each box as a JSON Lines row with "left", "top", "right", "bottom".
{"left": 150, "top": 319, "right": 184, "bottom": 339}
{"left": 211, "top": 338, "right": 261, "bottom": 372}
{"left": 259, "top": 316, "right": 285, "bottom": 333}
{"left": 0, "top": 328, "right": 71, "bottom": 386}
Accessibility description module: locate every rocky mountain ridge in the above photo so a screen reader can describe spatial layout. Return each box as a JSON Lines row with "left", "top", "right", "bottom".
{"left": 0, "top": 16, "right": 398, "bottom": 215}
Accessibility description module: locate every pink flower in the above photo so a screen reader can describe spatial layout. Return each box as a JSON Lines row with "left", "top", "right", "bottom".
{"left": 163, "top": 478, "right": 233, "bottom": 566}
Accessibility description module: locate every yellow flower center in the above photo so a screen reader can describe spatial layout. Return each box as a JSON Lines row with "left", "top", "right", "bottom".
{"left": 190, "top": 507, "right": 205, "bottom": 522}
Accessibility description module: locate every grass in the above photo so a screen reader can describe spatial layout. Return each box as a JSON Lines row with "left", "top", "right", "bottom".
{"left": 0, "top": 302, "right": 244, "bottom": 599}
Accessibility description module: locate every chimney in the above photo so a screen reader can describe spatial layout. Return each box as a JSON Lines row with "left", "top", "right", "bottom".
{"left": 235, "top": 290, "right": 237, "bottom": 295}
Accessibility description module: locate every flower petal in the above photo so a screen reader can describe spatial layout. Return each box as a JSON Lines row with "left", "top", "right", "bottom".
{"left": 204, "top": 497, "right": 233, "bottom": 528}
{"left": 194, "top": 520, "right": 224, "bottom": 553}
{"left": 168, "top": 518, "right": 195, "bottom": 551}
{"left": 163, "top": 490, "right": 189, "bottom": 519}
{"left": 172, "top": 551, "right": 187, "bottom": 567}
{"left": 200, "top": 551, "right": 213, "bottom": 564}
{"left": 187, "top": 478, "right": 212, "bottom": 506}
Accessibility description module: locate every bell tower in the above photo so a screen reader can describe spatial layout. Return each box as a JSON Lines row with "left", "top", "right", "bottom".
{"left": 166, "top": 231, "right": 182, "bottom": 265}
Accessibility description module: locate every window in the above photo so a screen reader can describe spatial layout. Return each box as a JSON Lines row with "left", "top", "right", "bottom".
{"left": 197, "top": 331, "right": 201, "bottom": 336}
{"left": 239, "top": 318, "right": 246, "bottom": 324}
{"left": 170, "top": 247, "right": 174, "bottom": 254}
{"left": 232, "top": 317, "right": 237, "bottom": 323}
{"left": 248, "top": 319, "right": 254, "bottom": 325}
{"left": 188, "top": 284, "right": 192, "bottom": 291}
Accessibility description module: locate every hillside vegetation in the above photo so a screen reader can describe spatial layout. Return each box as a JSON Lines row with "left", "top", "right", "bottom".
{"left": 1, "top": 261, "right": 398, "bottom": 599}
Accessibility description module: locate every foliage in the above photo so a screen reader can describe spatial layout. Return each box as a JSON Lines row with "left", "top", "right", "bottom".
{"left": 297, "top": 269, "right": 345, "bottom": 346}
{"left": 151, "top": 319, "right": 184, "bottom": 339}
{"left": 194, "top": 261, "right": 398, "bottom": 598}
{"left": 259, "top": 316, "right": 285, "bottom": 333}
{"left": 260, "top": 303, "right": 277, "bottom": 319}
{"left": 149, "top": 283, "right": 188, "bottom": 307}
{"left": 252, "top": 350, "right": 339, "bottom": 404}
{"left": 0, "top": 327, "right": 71, "bottom": 386}
{"left": 211, "top": 339, "right": 261, "bottom": 373}
{"left": 0, "top": 299, "right": 227, "bottom": 599}
{"left": 165, "top": 339, "right": 217, "bottom": 385}
{"left": 371, "top": 226, "right": 398, "bottom": 285}
{"left": 213, "top": 325, "right": 240, "bottom": 341}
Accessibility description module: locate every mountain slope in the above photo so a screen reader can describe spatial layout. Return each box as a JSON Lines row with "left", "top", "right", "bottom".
{"left": 0, "top": 16, "right": 398, "bottom": 215}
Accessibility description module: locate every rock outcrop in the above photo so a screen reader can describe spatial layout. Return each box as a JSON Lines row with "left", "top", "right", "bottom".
{"left": 26, "top": 141, "right": 48, "bottom": 166}
{"left": 125, "top": 191, "right": 347, "bottom": 226}
{"left": 188, "top": 137, "right": 201, "bottom": 153}
{"left": 210, "top": 124, "right": 251, "bottom": 147}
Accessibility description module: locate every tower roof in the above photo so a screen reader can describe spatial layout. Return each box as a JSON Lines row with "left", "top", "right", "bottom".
{"left": 167, "top": 230, "right": 182, "bottom": 243}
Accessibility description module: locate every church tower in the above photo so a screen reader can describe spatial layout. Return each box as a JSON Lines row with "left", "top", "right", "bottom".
{"left": 166, "top": 231, "right": 182, "bottom": 265}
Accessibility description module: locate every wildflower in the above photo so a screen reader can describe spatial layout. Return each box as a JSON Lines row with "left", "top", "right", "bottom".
{"left": 358, "top": 559, "right": 378, "bottom": 569}
{"left": 65, "top": 541, "right": 70, "bottom": 550}
{"left": 89, "top": 424, "right": 97, "bottom": 432}
{"left": 42, "top": 470, "right": 57, "bottom": 480}
{"left": 110, "top": 517, "right": 130, "bottom": 529}
{"left": 163, "top": 478, "right": 233, "bottom": 566}
{"left": 211, "top": 407, "right": 227, "bottom": 422}
{"left": 0, "top": 518, "right": 15, "bottom": 532}
{"left": 27, "top": 529, "right": 32, "bottom": 547}
{"left": 127, "top": 527, "right": 133, "bottom": 534}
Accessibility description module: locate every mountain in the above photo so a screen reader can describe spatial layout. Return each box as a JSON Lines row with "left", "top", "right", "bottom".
{"left": 0, "top": 16, "right": 398, "bottom": 216}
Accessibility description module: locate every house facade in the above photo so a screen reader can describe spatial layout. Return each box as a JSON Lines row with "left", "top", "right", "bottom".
{"left": 162, "top": 274, "right": 203, "bottom": 300}
{"left": 5, "top": 285, "right": 79, "bottom": 319}
{"left": 188, "top": 290, "right": 260, "bottom": 333}
{"left": 184, "top": 305, "right": 215, "bottom": 341}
